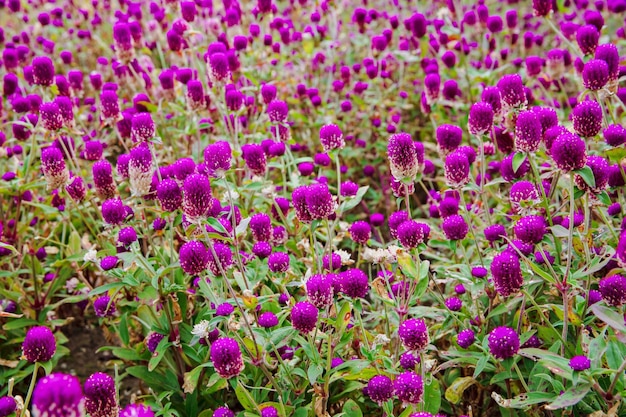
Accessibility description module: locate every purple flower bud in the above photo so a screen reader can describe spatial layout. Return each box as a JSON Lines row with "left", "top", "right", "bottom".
{"left": 349, "top": 221, "right": 371, "bottom": 244}
{"left": 488, "top": 326, "right": 520, "bottom": 359}
{"left": 569, "top": 355, "right": 591, "bottom": 371}
{"left": 94, "top": 295, "right": 116, "bottom": 317}
{"left": 129, "top": 144, "right": 154, "bottom": 196}
{"left": 157, "top": 179, "right": 182, "bottom": 211}
{"left": 84, "top": 372, "right": 118, "bottom": 417}
{"left": 179, "top": 241, "right": 209, "bottom": 275}
{"left": 397, "top": 220, "right": 430, "bottom": 248}
{"left": 444, "top": 150, "right": 470, "bottom": 187}
{"left": 491, "top": 250, "right": 523, "bottom": 296}
{"left": 213, "top": 407, "right": 235, "bottom": 417}
{"left": 575, "top": 155, "right": 609, "bottom": 192}
{"left": 306, "top": 274, "right": 334, "bottom": 308}
{"left": 241, "top": 144, "right": 267, "bottom": 176}
{"left": 598, "top": 275, "right": 626, "bottom": 306}
{"left": 268, "top": 252, "right": 289, "bottom": 273}
{"left": 532, "top": 0, "right": 552, "bottom": 16}
{"left": 100, "top": 256, "right": 119, "bottom": 271}
{"left": 203, "top": 141, "right": 232, "bottom": 177}
{"left": 182, "top": 174, "right": 213, "bottom": 220}
{"left": 394, "top": 371, "right": 424, "bottom": 404}
{"left": 442, "top": 215, "right": 468, "bottom": 240}
{"left": 32, "top": 56, "right": 55, "bottom": 86}
{"left": 571, "top": 100, "right": 603, "bottom": 138}
{"left": 291, "top": 301, "right": 318, "bottom": 333}
{"left": 33, "top": 374, "right": 84, "bottom": 417}
{"left": 258, "top": 312, "right": 278, "bottom": 328}
{"left": 0, "top": 397, "right": 16, "bottom": 417}
{"left": 366, "top": 375, "right": 393, "bottom": 405}
{"left": 583, "top": 59, "right": 609, "bottom": 91}
{"left": 118, "top": 227, "right": 137, "bottom": 246}
{"left": 100, "top": 90, "right": 121, "bottom": 121}
{"left": 41, "top": 147, "right": 69, "bottom": 190}
{"left": 40, "top": 102, "right": 64, "bottom": 131}
{"left": 319, "top": 124, "right": 344, "bottom": 152}
{"left": 208, "top": 53, "right": 231, "bottom": 84}
{"left": 468, "top": 102, "right": 494, "bottom": 135}
{"left": 576, "top": 25, "right": 600, "bottom": 55}
{"left": 497, "top": 74, "right": 526, "bottom": 109}
{"left": 515, "top": 111, "right": 542, "bottom": 152}
{"left": 551, "top": 132, "right": 587, "bottom": 172}
{"left": 595, "top": 43, "right": 619, "bottom": 81}
{"left": 436, "top": 124, "right": 463, "bottom": 155}
{"left": 457, "top": 329, "right": 475, "bottom": 348}
{"left": 131, "top": 113, "right": 156, "bottom": 143}
{"left": 514, "top": 215, "right": 546, "bottom": 244}
{"left": 603, "top": 124, "right": 626, "bottom": 147}
{"left": 340, "top": 268, "right": 369, "bottom": 298}
{"left": 399, "top": 318, "right": 429, "bottom": 352}
{"left": 305, "top": 183, "right": 335, "bottom": 220}
{"left": 267, "top": 100, "right": 289, "bottom": 123}
{"left": 388, "top": 132, "right": 419, "bottom": 180}
{"left": 23, "top": 326, "right": 56, "bottom": 362}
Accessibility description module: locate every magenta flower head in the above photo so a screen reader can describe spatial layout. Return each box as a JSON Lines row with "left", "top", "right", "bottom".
{"left": 444, "top": 150, "right": 470, "bottom": 187}
{"left": 515, "top": 110, "right": 542, "bottom": 152}
{"left": 488, "top": 326, "right": 520, "bottom": 359}
{"left": 399, "top": 318, "right": 429, "bottom": 352}
{"left": 551, "top": 132, "right": 587, "bottom": 172}
{"left": 32, "top": 373, "right": 84, "bottom": 417}
{"left": 388, "top": 132, "right": 419, "bottom": 181}
{"left": 482, "top": 86, "right": 502, "bottom": 116}
{"left": 306, "top": 274, "right": 334, "bottom": 308}
{"left": 497, "top": 74, "right": 526, "bottom": 109}
{"left": 179, "top": 241, "right": 209, "bottom": 275}
{"left": 182, "top": 174, "right": 213, "bottom": 220}
{"left": 436, "top": 124, "right": 463, "bottom": 155}
{"left": 208, "top": 52, "right": 231, "bottom": 84}
{"left": 267, "top": 100, "right": 289, "bottom": 123}
{"left": 131, "top": 113, "right": 156, "bottom": 143}
{"left": 397, "top": 220, "right": 430, "bottom": 248}
{"left": 214, "top": 407, "right": 235, "bottom": 417}
{"left": 394, "top": 371, "right": 424, "bottom": 404}
{"left": 84, "top": 372, "right": 117, "bottom": 417}
{"left": 569, "top": 355, "right": 591, "bottom": 371}
{"left": 23, "top": 326, "right": 56, "bottom": 362}
{"left": 366, "top": 375, "right": 393, "bottom": 405}
{"left": 598, "top": 275, "right": 626, "bottom": 306}
{"left": 129, "top": 144, "right": 154, "bottom": 196}
{"left": 32, "top": 56, "right": 55, "bottom": 86}
{"left": 577, "top": 25, "right": 600, "bottom": 55}
{"left": 442, "top": 214, "right": 468, "bottom": 241}
{"left": 0, "top": 397, "right": 16, "bottom": 417}
{"left": 145, "top": 333, "right": 165, "bottom": 354}
{"left": 305, "top": 183, "right": 335, "bottom": 220}
{"left": 120, "top": 404, "right": 154, "bottom": 417}
{"left": 204, "top": 141, "right": 232, "bottom": 177}
{"left": 582, "top": 59, "right": 609, "bottom": 91}
{"left": 291, "top": 301, "right": 318, "bottom": 334}
{"left": 532, "top": 0, "right": 552, "bottom": 15}
{"left": 514, "top": 215, "right": 546, "bottom": 244}
{"left": 211, "top": 337, "right": 244, "bottom": 378}
{"left": 603, "top": 124, "right": 626, "bottom": 147}
{"left": 93, "top": 160, "right": 117, "bottom": 200}
{"left": 468, "top": 102, "right": 494, "bottom": 135}
{"left": 575, "top": 155, "right": 609, "bottom": 192}
{"left": 242, "top": 144, "right": 267, "bottom": 176}
{"left": 207, "top": 242, "right": 233, "bottom": 275}
{"left": 250, "top": 213, "right": 271, "bottom": 242}
{"left": 340, "top": 268, "right": 369, "bottom": 298}
{"left": 41, "top": 147, "right": 69, "bottom": 190}
{"left": 457, "top": 329, "right": 475, "bottom": 349}
{"left": 157, "top": 179, "right": 182, "bottom": 211}
{"left": 510, "top": 181, "right": 539, "bottom": 211}
{"left": 40, "top": 102, "right": 63, "bottom": 131}
{"left": 100, "top": 90, "right": 121, "bottom": 121}
{"left": 571, "top": 100, "right": 603, "bottom": 138}
{"left": 292, "top": 186, "right": 313, "bottom": 223}
{"left": 319, "top": 124, "right": 344, "bottom": 152}
{"left": 490, "top": 251, "right": 523, "bottom": 297}
{"left": 94, "top": 295, "right": 116, "bottom": 318}
{"left": 258, "top": 312, "right": 278, "bottom": 328}
{"left": 350, "top": 221, "right": 372, "bottom": 244}
{"left": 595, "top": 44, "right": 619, "bottom": 82}
{"left": 268, "top": 252, "right": 290, "bottom": 273}
{"left": 113, "top": 22, "right": 134, "bottom": 62}
{"left": 260, "top": 406, "right": 278, "bottom": 417}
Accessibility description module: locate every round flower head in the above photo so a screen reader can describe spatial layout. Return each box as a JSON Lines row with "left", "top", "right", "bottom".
{"left": 569, "top": 355, "right": 591, "bottom": 371}
{"left": 182, "top": 174, "right": 213, "bottom": 220}
{"left": 292, "top": 186, "right": 313, "bottom": 223}
{"left": 485, "top": 224, "right": 507, "bottom": 243}
{"left": 242, "top": 144, "right": 267, "bottom": 176}
{"left": 208, "top": 53, "right": 231, "bottom": 84}
{"left": 32, "top": 56, "right": 55, "bottom": 86}
{"left": 131, "top": 113, "right": 156, "bottom": 143}
{"left": 305, "top": 183, "right": 335, "bottom": 220}
{"left": 366, "top": 375, "right": 393, "bottom": 405}
{"left": 444, "top": 150, "right": 470, "bottom": 187}
{"left": 266, "top": 100, "right": 289, "bottom": 123}
{"left": 118, "top": 227, "right": 137, "bottom": 246}
{"left": 32, "top": 373, "right": 84, "bottom": 417}
{"left": 603, "top": 124, "right": 626, "bottom": 147}
{"left": 41, "top": 147, "right": 69, "bottom": 190}
{"left": 23, "top": 326, "right": 56, "bottom": 362}
{"left": 252, "top": 241, "right": 272, "bottom": 259}
{"left": 120, "top": 404, "right": 155, "bottom": 417}
{"left": 388, "top": 132, "right": 419, "bottom": 181}
{"left": 179, "top": 241, "right": 209, "bottom": 275}
{"left": 598, "top": 275, "right": 626, "bottom": 306}
{"left": 497, "top": 74, "right": 527, "bottom": 109}
{"left": 514, "top": 215, "right": 546, "bottom": 244}
{"left": 457, "top": 329, "right": 475, "bottom": 349}
{"left": 101, "top": 199, "right": 125, "bottom": 225}
{"left": 439, "top": 197, "right": 459, "bottom": 218}
{"left": 250, "top": 213, "right": 272, "bottom": 242}
{"left": 260, "top": 406, "right": 278, "bottom": 417}
{"left": 0, "top": 397, "right": 16, "bottom": 417}
{"left": 129, "top": 144, "right": 154, "bottom": 196}
{"left": 436, "top": 124, "right": 463, "bottom": 155}
{"left": 40, "top": 102, "right": 63, "bottom": 131}
{"left": 468, "top": 102, "right": 494, "bottom": 135}
{"left": 577, "top": 25, "right": 600, "bottom": 55}
{"left": 211, "top": 337, "right": 244, "bottom": 378}
{"left": 157, "top": 179, "right": 182, "bottom": 212}
{"left": 93, "top": 160, "right": 116, "bottom": 200}
{"left": 100, "top": 90, "right": 121, "bottom": 121}
{"left": 291, "top": 301, "right": 318, "bottom": 333}
{"left": 595, "top": 43, "right": 619, "bottom": 82}
{"left": 145, "top": 333, "right": 165, "bottom": 354}
{"left": 215, "top": 303, "right": 234, "bottom": 317}
{"left": 340, "top": 268, "right": 369, "bottom": 298}
{"left": 583, "top": 59, "right": 609, "bottom": 91}
{"left": 510, "top": 181, "right": 539, "bottom": 211}
{"left": 399, "top": 318, "right": 429, "bottom": 352}
{"left": 389, "top": 211, "right": 410, "bottom": 239}
{"left": 399, "top": 352, "right": 420, "bottom": 370}
{"left": 442, "top": 215, "right": 468, "bottom": 241}
{"left": 204, "top": 141, "right": 232, "bottom": 177}
{"left": 445, "top": 297, "right": 463, "bottom": 311}
{"left": 186, "top": 80, "right": 205, "bottom": 109}
{"left": 575, "top": 155, "right": 609, "bottom": 192}
{"left": 397, "top": 220, "right": 430, "bottom": 248}
{"left": 84, "top": 372, "right": 117, "bottom": 417}
{"left": 319, "top": 124, "right": 344, "bottom": 152}
{"left": 488, "top": 326, "right": 520, "bottom": 359}
{"left": 213, "top": 407, "right": 235, "bottom": 417}
{"left": 551, "top": 132, "right": 587, "bottom": 172}
{"left": 268, "top": 252, "right": 290, "bottom": 273}
{"left": 350, "top": 221, "right": 372, "bottom": 244}
{"left": 394, "top": 371, "right": 424, "bottom": 404}
{"left": 94, "top": 295, "right": 116, "bottom": 318}
{"left": 207, "top": 242, "right": 233, "bottom": 276}
{"left": 571, "top": 100, "right": 603, "bottom": 138}
{"left": 306, "top": 274, "right": 334, "bottom": 308}
{"left": 515, "top": 111, "right": 542, "bottom": 152}
{"left": 261, "top": 84, "right": 277, "bottom": 104}
{"left": 491, "top": 250, "right": 523, "bottom": 296}
{"left": 532, "top": 0, "right": 552, "bottom": 15}
{"left": 258, "top": 312, "right": 278, "bottom": 328}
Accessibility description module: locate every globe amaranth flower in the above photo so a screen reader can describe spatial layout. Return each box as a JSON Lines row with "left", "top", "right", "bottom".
{"left": 204, "top": 141, "right": 232, "bottom": 177}
{"left": 388, "top": 132, "right": 419, "bottom": 181}
{"left": 436, "top": 124, "right": 463, "bottom": 155}
{"left": 23, "top": 326, "right": 56, "bottom": 362}
{"left": 182, "top": 174, "right": 213, "bottom": 220}
{"left": 457, "top": 329, "right": 475, "bottom": 349}
{"left": 510, "top": 181, "right": 539, "bottom": 209}
{"left": 514, "top": 215, "right": 546, "bottom": 244}
{"left": 100, "top": 90, "right": 121, "bottom": 121}
{"left": 0, "top": 397, "right": 16, "bottom": 417}
{"left": 179, "top": 240, "right": 209, "bottom": 275}
{"left": 444, "top": 150, "right": 470, "bottom": 187}
{"left": 157, "top": 179, "right": 182, "bottom": 212}
{"left": 213, "top": 407, "right": 235, "bottom": 417}
{"left": 442, "top": 215, "right": 468, "bottom": 241}
{"left": 211, "top": 337, "right": 245, "bottom": 378}
{"left": 41, "top": 147, "right": 69, "bottom": 190}
{"left": 215, "top": 303, "right": 234, "bottom": 317}
{"left": 598, "top": 275, "right": 626, "bottom": 306}
{"left": 485, "top": 224, "right": 507, "bottom": 243}
{"left": 260, "top": 406, "right": 278, "bottom": 417}
{"left": 241, "top": 143, "right": 267, "bottom": 176}
{"left": 349, "top": 221, "right": 371, "bottom": 244}
{"left": 490, "top": 250, "right": 523, "bottom": 297}
{"left": 267, "top": 252, "right": 289, "bottom": 273}
{"left": 515, "top": 110, "right": 542, "bottom": 152}
{"left": 319, "top": 123, "right": 344, "bottom": 152}
{"left": 207, "top": 242, "right": 234, "bottom": 276}
{"left": 267, "top": 100, "right": 289, "bottom": 123}
{"left": 497, "top": 74, "right": 527, "bottom": 109}
{"left": 397, "top": 220, "right": 430, "bottom": 248}
{"left": 603, "top": 124, "right": 626, "bottom": 147}
{"left": 32, "top": 373, "right": 84, "bottom": 417}
{"left": 445, "top": 297, "right": 463, "bottom": 311}
{"left": 439, "top": 197, "right": 459, "bottom": 218}
{"left": 595, "top": 43, "right": 619, "bottom": 82}
{"left": 532, "top": 0, "right": 552, "bottom": 16}
{"left": 569, "top": 355, "right": 591, "bottom": 371}
{"left": 306, "top": 274, "right": 334, "bottom": 308}
{"left": 582, "top": 59, "right": 609, "bottom": 91}
{"left": 551, "top": 132, "right": 587, "bottom": 172}
{"left": 258, "top": 311, "right": 278, "bottom": 328}
{"left": 571, "top": 100, "right": 603, "bottom": 138}
{"left": 32, "top": 56, "right": 55, "bottom": 86}
{"left": 207, "top": 52, "right": 231, "bottom": 84}
{"left": 488, "top": 326, "right": 520, "bottom": 359}
{"left": 399, "top": 318, "right": 429, "bottom": 352}
{"left": 146, "top": 333, "right": 165, "bottom": 354}
{"left": 93, "top": 160, "right": 117, "bottom": 200}
{"left": 291, "top": 301, "right": 318, "bottom": 333}
{"left": 366, "top": 375, "right": 393, "bottom": 405}
{"left": 394, "top": 371, "right": 424, "bottom": 404}
{"left": 249, "top": 213, "right": 272, "bottom": 242}
{"left": 468, "top": 102, "right": 494, "bottom": 135}
{"left": 128, "top": 144, "right": 154, "bottom": 196}
{"left": 94, "top": 295, "right": 116, "bottom": 318}
{"left": 120, "top": 404, "right": 155, "bottom": 417}
{"left": 118, "top": 227, "right": 138, "bottom": 247}
{"left": 305, "top": 183, "right": 335, "bottom": 220}
{"left": 339, "top": 268, "right": 369, "bottom": 298}
{"left": 575, "top": 155, "right": 609, "bottom": 192}
{"left": 84, "top": 372, "right": 118, "bottom": 417}
{"left": 577, "top": 25, "right": 600, "bottom": 55}
{"left": 40, "top": 102, "right": 63, "bottom": 131}
{"left": 252, "top": 241, "right": 272, "bottom": 258}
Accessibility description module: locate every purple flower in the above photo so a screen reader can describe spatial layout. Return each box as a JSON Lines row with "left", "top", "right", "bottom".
{"left": 305, "top": 183, "right": 335, "bottom": 220}
{"left": 491, "top": 250, "right": 523, "bottom": 297}
{"left": 515, "top": 111, "right": 542, "bottom": 152}
{"left": 394, "top": 371, "right": 424, "bottom": 404}
{"left": 595, "top": 43, "right": 619, "bottom": 81}
{"left": 397, "top": 220, "right": 430, "bottom": 248}
{"left": 252, "top": 241, "right": 272, "bottom": 258}
{"left": 204, "top": 141, "right": 232, "bottom": 177}
{"left": 84, "top": 372, "right": 117, "bottom": 417}
{"left": 510, "top": 181, "right": 539, "bottom": 209}
{"left": 267, "top": 100, "right": 289, "bottom": 123}
{"left": 258, "top": 312, "right": 278, "bottom": 328}
{"left": 242, "top": 144, "right": 267, "bottom": 176}
{"left": 569, "top": 355, "right": 591, "bottom": 371}
{"left": 603, "top": 124, "right": 626, "bottom": 147}
{"left": 267, "top": 252, "right": 289, "bottom": 273}
{"left": 146, "top": 333, "right": 165, "bottom": 354}
{"left": 571, "top": 100, "right": 603, "bottom": 138}
{"left": 33, "top": 373, "right": 84, "bottom": 417}
{"left": 583, "top": 59, "right": 609, "bottom": 91}
{"left": 532, "top": 0, "right": 552, "bottom": 15}
{"left": 101, "top": 199, "right": 125, "bottom": 225}
{"left": 608, "top": 203, "right": 622, "bottom": 217}
{"left": 436, "top": 124, "right": 463, "bottom": 155}
{"left": 93, "top": 160, "right": 116, "bottom": 200}
{"left": 485, "top": 224, "right": 507, "bottom": 243}
{"left": 208, "top": 53, "right": 231, "bottom": 84}
{"left": 319, "top": 124, "right": 344, "bottom": 152}
{"left": 468, "top": 102, "right": 494, "bottom": 135}
{"left": 551, "top": 132, "right": 587, "bottom": 172}
{"left": 250, "top": 213, "right": 272, "bottom": 242}
{"left": 182, "top": 174, "right": 213, "bottom": 220}
{"left": 118, "top": 227, "right": 137, "bottom": 246}
{"left": 131, "top": 113, "right": 156, "bottom": 143}
{"left": 213, "top": 407, "right": 235, "bottom": 417}
{"left": 388, "top": 132, "right": 419, "bottom": 180}
{"left": 457, "top": 329, "right": 475, "bottom": 349}
{"left": 442, "top": 215, "right": 468, "bottom": 241}
{"left": 23, "top": 326, "right": 56, "bottom": 362}
{"left": 444, "top": 150, "right": 470, "bottom": 187}
{"left": 488, "top": 326, "right": 520, "bottom": 359}
{"left": 0, "top": 397, "right": 16, "bottom": 417}
{"left": 445, "top": 297, "right": 463, "bottom": 311}
{"left": 366, "top": 375, "right": 393, "bottom": 405}
{"left": 399, "top": 318, "right": 429, "bottom": 352}
{"left": 41, "top": 147, "right": 69, "bottom": 190}
{"left": 577, "top": 25, "right": 600, "bottom": 55}
{"left": 94, "top": 295, "right": 116, "bottom": 318}
{"left": 157, "top": 179, "right": 182, "bottom": 212}
{"left": 120, "top": 404, "right": 155, "bottom": 417}
{"left": 350, "top": 221, "right": 372, "bottom": 244}
{"left": 306, "top": 274, "right": 334, "bottom": 308}
{"left": 215, "top": 303, "right": 234, "bottom": 317}
{"left": 211, "top": 337, "right": 244, "bottom": 378}
{"left": 291, "top": 301, "right": 318, "bottom": 333}
{"left": 339, "top": 269, "right": 369, "bottom": 298}
{"left": 514, "top": 215, "right": 546, "bottom": 244}
{"left": 497, "top": 74, "right": 526, "bottom": 108}
{"left": 575, "top": 155, "right": 609, "bottom": 192}
{"left": 40, "top": 102, "right": 63, "bottom": 131}
{"left": 32, "top": 56, "right": 55, "bottom": 86}
{"left": 100, "top": 90, "right": 121, "bottom": 120}
{"left": 598, "top": 275, "right": 626, "bottom": 306}
{"left": 399, "top": 352, "right": 420, "bottom": 370}
{"left": 179, "top": 241, "right": 209, "bottom": 275}
{"left": 260, "top": 406, "right": 278, "bottom": 417}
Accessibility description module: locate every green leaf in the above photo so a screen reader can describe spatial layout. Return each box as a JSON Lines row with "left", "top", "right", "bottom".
{"left": 445, "top": 376, "right": 476, "bottom": 404}
{"left": 3, "top": 317, "right": 38, "bottom": 330}
{"left": 597, "top": 191, "right": 612, "bottom": 206}
{"left": 591, "top": 304, "right": 626, "bottom": 333}
{"left": 339, "top": 186, "right": 369, "bottom": 213}
{"left": 574, "top": 166, "right": 595, "bottom": 189}
{"left": 491, "top": 391, "right": 556, "bottom": 409}
{"left": 126, "top": 366, "right": 179, "bottom": 391}
{"left": 235, "top": 381, "right": 258, "bottom": 412}
{"left": 89, "top": 282, "right": 124, "bottom": 297}
{"left": 342, "top": 399, "right": 363, "bottom": 417}
{"left": 67, "top": 231, "right": 82, "bottom": 256}
{"left": 512, "top": 152, "right": 527, "bottom": 172}
{"left": 544, "top": 383, "right": 591, "bottom": 410}
{"left": 119, "top": 314, "right": 129, "bottom": 345}
{"left": 307, "top": 363, "right": 324, "bottom": 385}
{"left": 148, "top": 339, "right": 172, "bottom": 371}
{"left": 423, "top": 379, "right": 442, "bottom": 415}
{"left": 473, "top": 355, "right": 490, "bottom": 379}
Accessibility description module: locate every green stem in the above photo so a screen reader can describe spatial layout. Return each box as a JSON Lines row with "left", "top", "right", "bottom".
{"left": 23, "top": 362, "right": 41, "bottom": 412}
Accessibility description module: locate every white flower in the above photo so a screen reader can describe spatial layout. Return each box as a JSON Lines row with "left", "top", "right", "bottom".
{"left": 83, "top": 249, "right": 98, "bottom": 263}
{"left": 191, "top": 320, "right": 210, "bottom": 338}
{"left": 65, "top": 278, "right": 80, "bottom": 292}
{"left": 336, "top": 249, "right": 354, "bottom": 265}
